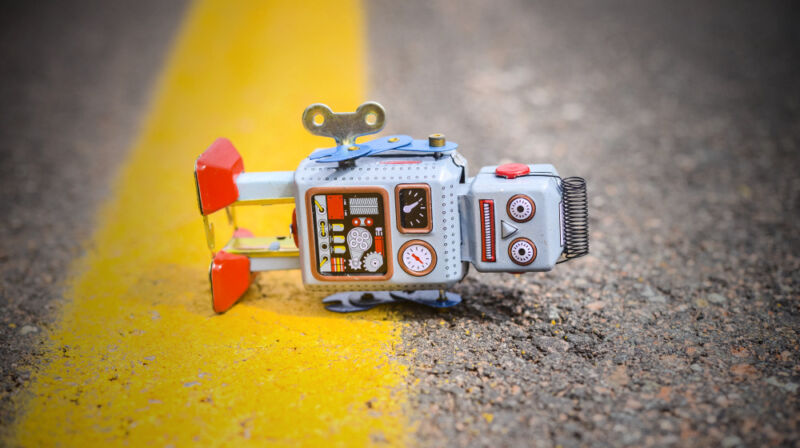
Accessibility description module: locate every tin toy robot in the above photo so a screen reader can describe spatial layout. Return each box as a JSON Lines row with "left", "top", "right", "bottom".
{"left": 194, "top": 102, "right": 588, "bottom": 312}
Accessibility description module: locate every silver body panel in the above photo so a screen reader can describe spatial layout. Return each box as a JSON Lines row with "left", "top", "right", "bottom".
{"left": 294, "top": 153, "right": 467, "bottom": 292}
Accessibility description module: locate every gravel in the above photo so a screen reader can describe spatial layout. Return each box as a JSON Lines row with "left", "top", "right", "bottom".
{"left": 369, "top": 0, "right": 800, "bottom": 446}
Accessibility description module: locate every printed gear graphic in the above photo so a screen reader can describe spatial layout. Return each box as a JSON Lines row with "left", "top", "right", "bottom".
{"left": 363, "top": 252, "right": 384, "bottom": 272}
{"left": 348, "top": 258, "right": 363, "bottom": 270}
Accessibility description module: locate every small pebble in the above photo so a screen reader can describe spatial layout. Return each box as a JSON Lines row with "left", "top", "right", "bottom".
{"left": 19, "top": 325, "right": 38, "bottom": 335}
{"left": 765, "top": 376, "right": 799, "bottom": 393}
{"left": 721, "top": 435, "right": 743, "bottom": 448}
{"left": 708, "top": 293, "right": 726, "bottom": 304}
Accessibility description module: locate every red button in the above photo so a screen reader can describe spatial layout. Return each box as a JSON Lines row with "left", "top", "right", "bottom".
{"left": 495, "top": 163, "right": 530, "bottom": 179}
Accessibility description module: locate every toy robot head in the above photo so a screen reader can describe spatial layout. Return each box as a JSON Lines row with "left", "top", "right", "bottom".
{"left": 462, "top": 163, "right": 588, "bottom": 272}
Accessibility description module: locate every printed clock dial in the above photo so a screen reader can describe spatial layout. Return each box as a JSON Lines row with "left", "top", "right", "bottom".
{"left": 398, "top": 240, "right": 437, "bottom": 276}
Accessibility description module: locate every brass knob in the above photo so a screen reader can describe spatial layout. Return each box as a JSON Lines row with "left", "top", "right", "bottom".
{"left": 428, "top": 133, "right": 446, "bottom": 147}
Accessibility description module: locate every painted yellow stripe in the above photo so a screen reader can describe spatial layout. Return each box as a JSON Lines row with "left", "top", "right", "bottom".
{"left": 10, "top": 1, "right": 409, "bottom": 446}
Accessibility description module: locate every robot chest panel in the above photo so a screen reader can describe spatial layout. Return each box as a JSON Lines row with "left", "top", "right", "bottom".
{"left": 305, "top": 186, "right": 392, "bottom": 281}
{"left": 296, "top": 156, "right": 464, "bottom": 286}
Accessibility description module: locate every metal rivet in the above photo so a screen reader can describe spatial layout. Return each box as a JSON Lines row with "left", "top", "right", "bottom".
{"left": 429, "top": 133, "right": 445, "bottom": 147}
{"left": 388, "top": 137, "right": 399, "bottom": 143}
{"left": 348, "top": 145, "right": 359, "bottom": 151}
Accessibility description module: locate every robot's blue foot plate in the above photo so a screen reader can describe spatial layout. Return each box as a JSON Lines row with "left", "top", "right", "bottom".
{"left": 322, "top": 290, "right": 462, "bottom": 313}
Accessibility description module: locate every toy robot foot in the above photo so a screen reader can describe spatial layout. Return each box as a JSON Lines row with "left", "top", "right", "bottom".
{"left": 195, "top": 138, "right": 244, "bottom": 215}
{"left": 389, "top": 290, "right": 462, "bottom": 308}
{"left": 210, "top": 251, "right": 253, "bottom": 313}
{"left": 322, "top": 290, "right": 462, "bottom": 313}
{"left": 322, "top": 292, "right": 397, "bottom": 313}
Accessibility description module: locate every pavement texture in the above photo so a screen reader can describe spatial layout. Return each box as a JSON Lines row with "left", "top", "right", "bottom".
{"left": 1, "top": 0, "right": 799, "bottom": 446}
{"left": 0, "top": 0, "right": 186, "bottom": 429}
{"left": 368, "top": 0, "right": 800, "bottom": 446}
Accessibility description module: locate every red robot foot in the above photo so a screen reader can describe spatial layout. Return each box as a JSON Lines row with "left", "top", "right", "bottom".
{"left": 210, "top": 250, "right": 253, "bottom": 313}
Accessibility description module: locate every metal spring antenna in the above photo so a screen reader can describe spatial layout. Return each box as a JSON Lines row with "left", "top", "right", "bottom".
{"left": 559, "top": 176, "right": 589, "bottom": 263}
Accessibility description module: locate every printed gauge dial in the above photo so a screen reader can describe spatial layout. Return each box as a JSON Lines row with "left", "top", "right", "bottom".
{"left": 507, "top": 194, "right": 535, "bottom": 223}
{"left": 508, "top": 237, "right": 537, "bottom": 266}
{"left": 395, "top": 184, "right": 432, "bottom": 233}
{"left": 398, "top": 240, "right": 437, "bottom": 276}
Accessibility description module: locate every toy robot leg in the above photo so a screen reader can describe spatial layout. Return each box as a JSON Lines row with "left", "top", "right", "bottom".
{"left": 210, "top": 251, "right": 255, "bottom": 313}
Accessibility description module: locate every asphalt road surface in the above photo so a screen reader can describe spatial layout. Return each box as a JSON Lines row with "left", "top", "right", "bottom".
{"left": 0, "top": 0, "right": 187, "bottom": 430}
{"left": 2, "top": 0, "right": 799, "bottom": 446}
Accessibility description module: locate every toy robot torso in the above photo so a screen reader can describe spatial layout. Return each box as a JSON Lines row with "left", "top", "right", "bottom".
{"left": 294, "top": 152, "right": 467, "bottom": 292}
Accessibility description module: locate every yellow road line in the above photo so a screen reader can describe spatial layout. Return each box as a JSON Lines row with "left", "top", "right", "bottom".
{"left": 9, "top": 0, "right": 409, "bottom": 446}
